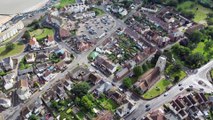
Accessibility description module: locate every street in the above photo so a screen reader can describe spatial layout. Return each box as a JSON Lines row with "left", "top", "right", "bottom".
{"left": 125, "top": 60, "right": 213, "bottom": 120}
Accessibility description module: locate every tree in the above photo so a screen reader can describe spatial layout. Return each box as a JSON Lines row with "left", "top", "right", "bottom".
{"left": 123, "top": 78, "right": 132, "bottom": 89}
{"left": 186, "top": 52, "right": 205, "bottom": 68}
{"left": 133, "top": 66, "right": 143, "bottom": 77}
{"left": 71, "top": 82, "right": 90, "bottom": 98}
{"left": 81, "top": 95, "right": 94, "bottom": 110}
{"left": 23, "top": 30, "right": 31, "bottom": 41}
{"left": 5, "top": 42, "right": 15, "bottom": 51}
{"left": 182, "top": 10, "right": 194, "bottom": 19}
{"left": 204, "top": 40, "right": 213, "bottom": 51}
{"left": 29, "top": 114, "right": 39, "bottom": 120}
{"left": 189, "top": 31, "right": 203, "bottom": 43}
{"left": 173, "top": 76, "right": 180, "bottom": 83}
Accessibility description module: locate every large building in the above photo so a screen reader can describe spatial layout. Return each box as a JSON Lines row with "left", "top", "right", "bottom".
{"left": 0, "top": 20, "right": 24, "bottom": 43}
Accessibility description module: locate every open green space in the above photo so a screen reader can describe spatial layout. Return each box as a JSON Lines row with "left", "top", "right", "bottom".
{"left": 143, "top": 79, "right": 172, "bottom": 99}
{"left": 0, "top": 42, "right": 25, "bottom": 60}
{"left": 177, "top": 1, "right": 213, "bottom": 23}
{"left": 97, "top": 96, "right": 119, "bottom": 112}
{"left": 56, "top": 0, "right": 76, "bottom": 8}
{"left": 90, "top": 8, "right": 105, "bottom": 16}
{"left": 29, "top": 28, "right": 54, "bottom": 42}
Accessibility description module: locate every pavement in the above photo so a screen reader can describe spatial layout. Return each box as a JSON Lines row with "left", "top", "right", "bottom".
{"left": 1, "top": 12, "right": 126, "bottom": 120}
{"left": 125, "top": 60, "right": 213, "bottom": 120}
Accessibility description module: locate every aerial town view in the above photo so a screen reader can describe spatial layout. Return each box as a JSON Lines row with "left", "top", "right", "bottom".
{"left": 0, "top": 0, "right": 213, "bottom": 120}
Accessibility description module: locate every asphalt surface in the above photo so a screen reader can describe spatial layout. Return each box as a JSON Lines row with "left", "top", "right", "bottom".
{"left": 125, "top": 60, "right": 213, "bottom": 120}
{"left": 1, "top": 12, "right": 126, "bottom": 120}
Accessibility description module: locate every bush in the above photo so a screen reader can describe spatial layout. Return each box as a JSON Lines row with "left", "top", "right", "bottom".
{"left": 5, "top": 42, "right": 15, "bottom": 51}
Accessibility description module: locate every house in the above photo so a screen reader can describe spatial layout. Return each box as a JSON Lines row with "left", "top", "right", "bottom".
{"left": 35, "top": 63, "right": 48, "bottom": 73}
{"left": 169, "top": 100, "right": 181, "bottom": 114}
{"left": 42, "top": 90, "right": 59, "bottom": 104}
{"left": 134, "top": 67, "right": 160, "bottom": 93}
{"left": 146, "top": 108, "right": 166, "bottom": 120}
{"left": 185, "top": 24, "right": 205, "bottom": 35}
{"left": 29, "top": 98, "right": 44, "bottom": 116}
{"left": 64, "top": 80, "right": 73, "bottom": 91}
{"left": 95, "top": 110, "right": 113, "bottom": 120}
{"left": 29, "top": 37, "right": 40, "bottom": 50}
{"left": 21, "top": 107, "right": 32, "bottom": 119}
{"left": 0, "top": 57, "right": 13, "bottom": 71}
{"left": 16, "top": 79, "right": 31, "bottom": 100}
{"left": 3, "top": 73, "right": 15, "bottom": 90}
{"left": 55, "top": 61, "right": 66, "bottom": 71}
{"left": 63, "top": 51, "right": 72, "bottom": 62}
{"left": 88, "top": 72, "right": 102, "bottom": 85}
{"left": 94, "top": 56, "right": 117, "bottom": 76}
{"left": 44, "top": 35, "right": 55, "bottom": 46}
{"left": 107, "top": 87, "right": 126, "bottom": 105}
{"left": 76, "top": 41, "right": 91, "bottom": 52}
{"left": 116, "top": 100, "right": 136, "bottom": 118}
{"left": 35, "top": 52, "right": 49, "bottom": 62}
{"left": 0, "top": 91, "right": 11, "bottom": 108}
{"left": 54, "top": 83, "right": 67, "bottom": 99}
{"left": 115, "top": 67, "right": 130, "bottom": 81}
{"left": 25, "top": 53, "right": 35, "bottom": 63}
{"left": 42, "top": 70, "right": 55, "bottom": 81}
{"left": 59, "top": 28, "right": 70, "bottom": 40}
{"left": 95, "top": 81, "right": 113, "bottom": 95}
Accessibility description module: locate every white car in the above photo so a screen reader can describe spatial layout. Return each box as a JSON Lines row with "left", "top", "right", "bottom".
{"left": 164, "top": 92, "right": 168, "bottom": 96}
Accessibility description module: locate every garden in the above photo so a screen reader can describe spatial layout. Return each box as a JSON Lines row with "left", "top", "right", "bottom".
{"left": 107, "top": 34, "right": 141, "bottom": 63}
{"left": 90, "top": 8, "right": 105, "bottom": 16}
{"left": 29, "top": 28, "right": 54, "bottom": 43}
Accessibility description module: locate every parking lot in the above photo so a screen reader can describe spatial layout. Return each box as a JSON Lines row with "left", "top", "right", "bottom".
{"left": 77, "top": 15, "right": 116, "bottom": 40}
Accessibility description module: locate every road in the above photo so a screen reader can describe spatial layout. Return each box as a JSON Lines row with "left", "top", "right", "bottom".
{"left": 1, "top": 12, "right": 126, "bottom": 120}
{"left": 125, "top": 60, "right": 213, "bottom": 120}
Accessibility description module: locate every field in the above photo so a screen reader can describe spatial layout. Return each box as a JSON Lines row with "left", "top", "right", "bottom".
{"left": 29, "top": 28, "right": 54, "bottom": 42}
{"left": 0, "top": 42, "right": 25, "bottom": 60}
{"left": 56, "top": 0, "right": 76, "bottom": 8}
{"left": 177, "top": 1, "right": 213, "bottom": 23}
{"left": 143, "top": 79, "right": 172, "bottom": 99}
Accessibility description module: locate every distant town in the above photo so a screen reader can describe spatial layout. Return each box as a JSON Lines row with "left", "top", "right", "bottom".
{"left": 0, "top": 0, "right": 213, "bottom": 120}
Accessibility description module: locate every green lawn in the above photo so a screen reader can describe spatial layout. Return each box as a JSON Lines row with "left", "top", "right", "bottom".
{"left": 97, "top": 96, "right": 118, "bottom": 112}
{"left": 177, "top": 1, "right": 213, "bottom": 23}
{"left": 91, "top": 8, "right": 105, "bottom": 16}
{"left": 0, "top": 42, "right": 25, "bottom": 60}
{"left": 29, "top": 28, "right": 54, "bottom": 42}
{"left": 57, "top": 0, "right": 76, "bottom": 8}
{"left": 143, "top": 79, "right": 172, "bottom": 99}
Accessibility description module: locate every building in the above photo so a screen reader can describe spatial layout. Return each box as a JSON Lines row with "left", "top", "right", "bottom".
{"left": 25, "top": 53, "right": 35, "bottom": 63}
{"left": 116, "top": 100, "right": 136, "bottom": 118}
{"left": 59, "top": 28, "right": 70, "bottom": 40}
{"left": 134, "top": 67, "right": 160, "bottom": 93}
{"left": 0, "top": 57, "right": 13, "bottom": 71}
{"left": 3, "top": 73, "right": 15, "bottom": 90}
{"left": 29, "top": 37, "right": 40, "bottom": 50}
{"left": 155, "top": 56, "right": 167, "bottom": 72}
{"left": 66, "top": 3, "right": 90, "bottom": 13}
{"left": 16, "top": 79, "right": 31, "bottom": 100}
{"left": 0, "top": 91, "right": 11, "bottom": 108}
{"left": 94, "top": 56, "right": 117, "bottom": 76}
{"left": 146, "top": 108, "right": 166, "bottom": 120}
{"left": 44, "top": 35, "right": 55, "bottom": 46}
{"left": 0, "top": 21, "right": 24, "bottom": 43}
{"left": 74, "top": 11, "right": 96, "bottom": 20}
